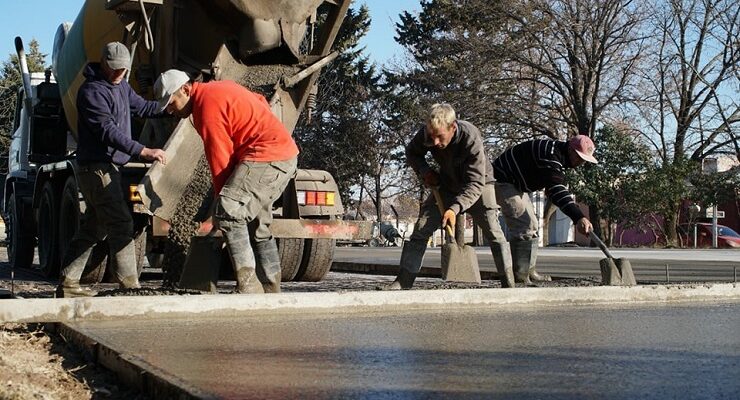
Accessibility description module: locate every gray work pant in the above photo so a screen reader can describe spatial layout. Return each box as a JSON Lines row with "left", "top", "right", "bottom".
{"left": 60, "top": 163, "right": 137, "bottom": 282}
{"left": 400, "top": 184, "right": 508, "bottom": 274}
{"left": 494, "top": 182, "right": 538, "bottom": 241}
{"left": 215, "top": 158, "right": 297, "bottom": 269}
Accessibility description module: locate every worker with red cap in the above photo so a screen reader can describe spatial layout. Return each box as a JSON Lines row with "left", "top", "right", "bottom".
{"left": 492, "top": 135, "right": 598, "bottom": 285}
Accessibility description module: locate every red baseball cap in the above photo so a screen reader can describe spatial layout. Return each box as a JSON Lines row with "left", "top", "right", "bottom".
{"left": 568, "top": 135, "right": 598, "bottom": 163}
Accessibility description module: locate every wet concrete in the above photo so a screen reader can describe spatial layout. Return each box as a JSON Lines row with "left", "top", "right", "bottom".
{"left": 161, "top": 156, "right": 213, "bottom": 285}
{"left": 68, "top": 302, "right": 740, "bottom": 399}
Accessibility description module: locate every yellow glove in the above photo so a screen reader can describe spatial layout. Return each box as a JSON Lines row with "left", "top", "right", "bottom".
{"left": 442, "top": 209, "right": 456, "bottom": 232}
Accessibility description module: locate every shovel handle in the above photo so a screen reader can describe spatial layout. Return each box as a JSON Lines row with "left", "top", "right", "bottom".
{"left": 431, "top": 187, "right": 454, "bottom": 239}
{"left": 589, "top": 231, "right": 613, "bottom": 259}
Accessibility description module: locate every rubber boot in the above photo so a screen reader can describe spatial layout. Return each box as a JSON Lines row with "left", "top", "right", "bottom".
{"left": 489, "top": 241, "right": 515, "bottom": 288}
{"left": 224, "top": 227, "right": 263, "bottom": 294}
{"left": 523, "top": 239, "right": 550, "bottom": 282}
{"left": 379, "top": 269, "right": 417, "bottom": 291}
{"left": 378, "top": 240, "right": 425, "bottom": 290}
{"left": 119, "top": 275, "right": 141, "bottom": 290}
{"left": 55, "top": 278, "right": 97, "bottom": 298}
{"left": 234, "top": 266, "right": 264, "bottom": 294}
{"left": 254, "top": 239, "right": 282, "bottom": 293}
{"left": 510, "top": 240, "right": 533, "bottom": 285}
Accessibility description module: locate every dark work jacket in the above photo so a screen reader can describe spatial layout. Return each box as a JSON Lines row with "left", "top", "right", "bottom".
{"left": 492, "top": 139, "right": 584, "bottom": 222}
{"left": 75, "top": 63, "right": 160, "bottom": 165}
{"left": 406, "top": 120, "right": 494, "bottom": 215}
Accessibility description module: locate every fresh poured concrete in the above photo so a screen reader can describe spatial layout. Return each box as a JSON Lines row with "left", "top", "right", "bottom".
{"left": 65, "top": 302, "right": 740, "bottom": 399}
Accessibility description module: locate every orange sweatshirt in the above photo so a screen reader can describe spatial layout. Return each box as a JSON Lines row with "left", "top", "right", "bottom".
{"left": 190, "top": 81, "right": 299, "bottom": 194}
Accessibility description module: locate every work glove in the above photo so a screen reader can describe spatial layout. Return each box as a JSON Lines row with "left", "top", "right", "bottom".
{"left": 422, "top": 170, "right": 440, "bottom": 187}
{"left": 442, "top": 209, "right": 456, "bottom": 233}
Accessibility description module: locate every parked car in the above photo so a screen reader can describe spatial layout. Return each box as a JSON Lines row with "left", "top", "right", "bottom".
{"left": 679, "top": 223, "right": 740, "bottom": 248}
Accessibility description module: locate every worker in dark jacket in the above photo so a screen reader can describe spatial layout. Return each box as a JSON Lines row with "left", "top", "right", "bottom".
{"left": 56, "top": 42, "right": 166, "bottom": 298}
{"left": 382, "top": 104, "right": 515, "bottom": 290}
{"left": 492, "top": 136, "right": 596, "bottom": 284}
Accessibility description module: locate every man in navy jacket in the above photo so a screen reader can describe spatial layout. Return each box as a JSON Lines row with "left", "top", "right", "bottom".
{"left": 56, "top": 42, "right": 166, "bottom": 298}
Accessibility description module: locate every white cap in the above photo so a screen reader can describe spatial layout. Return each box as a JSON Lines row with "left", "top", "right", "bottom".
{"left": 153, "top": 69, "right": 191, "bottom": 112}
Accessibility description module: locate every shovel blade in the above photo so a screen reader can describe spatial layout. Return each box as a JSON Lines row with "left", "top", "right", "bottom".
{"left": 179, "top": 236, "right": 223, "bottom": 292}
{"left": 599, "top": 257, "right": 622, "bottom": 286}
{"left": 599, "top": 257, "right": 637, "bottom": 286}
{"left": 616, "top": 258, "right": 636, "bottom": 286}
{"left": 441, "top": 244, "right": 481, "bottom": 284}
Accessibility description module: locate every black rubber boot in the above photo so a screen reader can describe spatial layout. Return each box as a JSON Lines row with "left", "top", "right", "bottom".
{"left": 254, "top": 239, "right": 282, "bottom": 293}
{"left": 379, "top": 269, "right": 417, "bottom": 290}
{"left": 510, "top": 240, "right": 533, "bottom": 285}
{"left": 490, "top": 241, "right": 515, "bottom": 288}
{"left": 377, "top": 240, "right": 426, "bottom": 290}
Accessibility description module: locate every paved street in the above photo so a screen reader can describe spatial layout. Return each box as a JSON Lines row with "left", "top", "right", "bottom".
{"left": 67, "top": 301, "right": 740, "bottom": 399}
{"left": 334, "top": 246, "right": 740, "bottom": 283}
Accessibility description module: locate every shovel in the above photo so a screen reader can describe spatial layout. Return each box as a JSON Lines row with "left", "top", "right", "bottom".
{"left": 179, "top": 234, "right": 225, "bottom": 292}
{"left": 431, "top": 188, "right": 481, "bottom": 284}
{"left": 590, "top": 231, "right": 636, "bottom": 286}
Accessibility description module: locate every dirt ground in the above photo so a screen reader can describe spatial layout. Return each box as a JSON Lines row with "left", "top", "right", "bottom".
{"left": 0, "top": 323, "right": 144, "bottom": 400}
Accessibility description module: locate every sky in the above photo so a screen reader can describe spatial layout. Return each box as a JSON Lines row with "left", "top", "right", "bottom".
{"left": 0, "top": 0, "right": 420, "bottom": 67}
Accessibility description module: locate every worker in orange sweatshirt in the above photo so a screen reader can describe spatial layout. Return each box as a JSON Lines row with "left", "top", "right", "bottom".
{"left": 153, "top": 70, "right": 299, "bottom": 294}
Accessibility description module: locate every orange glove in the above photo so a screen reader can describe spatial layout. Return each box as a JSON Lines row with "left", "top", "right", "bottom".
{"left": 422, "top": 170, "right": 440, "bottom": 187}
{"left": 442, "top": 209, "right": 456, "bottom": 232}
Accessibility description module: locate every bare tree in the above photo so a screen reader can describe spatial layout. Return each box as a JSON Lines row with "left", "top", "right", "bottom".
{"left": 358, "top": 96, "right": 417, "bottom": 222}
{"left": 500, "top": 0, "right": 647, "bottom": 139}
{"left": 631, "top": 0, "right": 739, "bottom": 244}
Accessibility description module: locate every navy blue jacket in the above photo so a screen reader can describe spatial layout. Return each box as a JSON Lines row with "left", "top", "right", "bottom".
{"left": 76, "top": 63, "right": 160, "bottom": 165}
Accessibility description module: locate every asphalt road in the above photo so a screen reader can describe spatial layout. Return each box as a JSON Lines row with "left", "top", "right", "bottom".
{"left": 67, "top": 301, "right": 740, "bottom": 399}
{"left": 334, "top": 246, "right": 740, "bottom": 283}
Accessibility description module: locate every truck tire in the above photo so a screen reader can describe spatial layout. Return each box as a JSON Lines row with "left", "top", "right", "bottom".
{"left": 6, "top": 194, "right": 34, "bottom": 269}
{"left": 277, "top": 238, "right": 304, "bottom": 281}
{"left": 57, "top": 177, "right": 80, "bottom": 267}
{"left": 295, "top": 238, "right": 335, "bottom": 282}
{"left": 37, "top": 182, "right": 60, "bottom": 277}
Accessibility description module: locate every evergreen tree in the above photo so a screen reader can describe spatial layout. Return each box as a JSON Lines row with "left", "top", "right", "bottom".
{"left": 294, "top": 5, "right": 383, "bottom": 201}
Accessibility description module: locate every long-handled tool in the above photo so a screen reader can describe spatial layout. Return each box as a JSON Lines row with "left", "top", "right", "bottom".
{"left": 590, "top": 231, "right": 636, "bottom": 286}
{"left": 431, "top": 188, "right": 481, "bottom": 284}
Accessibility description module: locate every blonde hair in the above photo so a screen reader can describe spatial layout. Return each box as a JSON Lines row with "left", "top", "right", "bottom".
{"left": 427, "top": 103, "right": 456, "bottom": 130}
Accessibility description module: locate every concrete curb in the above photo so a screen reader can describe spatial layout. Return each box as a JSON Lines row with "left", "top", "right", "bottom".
{"left": 2, "top": 283, "right": 738, "bottom": 323}
{"left": 55, "top": 324, "right": 212, "bottom": 400}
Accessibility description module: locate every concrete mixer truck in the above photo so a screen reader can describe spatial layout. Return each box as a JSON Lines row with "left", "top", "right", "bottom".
{"left": 3, "top": 0, "right": 371, "bottom": 284}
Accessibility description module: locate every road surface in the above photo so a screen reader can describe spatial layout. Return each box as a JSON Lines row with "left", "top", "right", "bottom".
{"left": 334, "top": 246, "right": 740, "bottom": 283}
